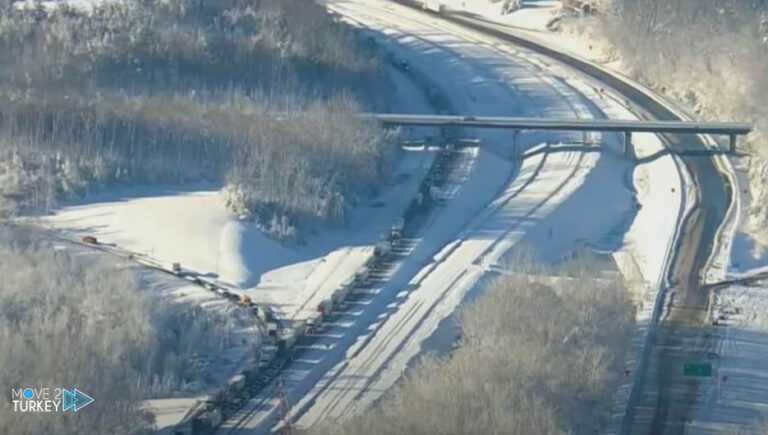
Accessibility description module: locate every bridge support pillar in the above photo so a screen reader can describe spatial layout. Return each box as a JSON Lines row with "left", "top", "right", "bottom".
{"left": 624, "top": 131, "right": 634, "bottom": 160}
{"left": 729, "top": 134, "right": 737, "bottom": 154}
{"left": 513, "top": 130, "right": 520, "bottom": 160}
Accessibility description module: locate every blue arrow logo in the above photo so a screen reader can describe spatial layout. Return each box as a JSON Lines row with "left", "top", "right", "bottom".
{"left": 62, "top": 389, "right": 94, "bottom": 412}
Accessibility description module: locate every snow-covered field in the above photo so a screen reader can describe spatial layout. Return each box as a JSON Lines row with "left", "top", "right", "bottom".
{"left": 731, "top": 232, "right": 768, "bottom": 276}
{"left": 442, "top": 0, "right": 564, "bottom": 31}
{"left": 29, "top": 66, "right": 437, "bottom": 322}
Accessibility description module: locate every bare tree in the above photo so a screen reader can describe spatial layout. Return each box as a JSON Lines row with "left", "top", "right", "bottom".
{"left": 0, "top": 0, "right": 393, "bottom": 239}
{"left": 582, "top": 0, "right": 768, "bottom": 246}
{"left": 309, "top": 260, "right": 634, "bottom": 435}
{"left": 0, "top": 226, "right": 261, "bottom": 434}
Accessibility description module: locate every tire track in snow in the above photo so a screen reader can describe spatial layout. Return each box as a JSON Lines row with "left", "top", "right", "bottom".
{"left": 291, "top": 2, "right": 610, "bottom": 429}
{"left": 225, "top": 1, "right": 612, "bottom": 431}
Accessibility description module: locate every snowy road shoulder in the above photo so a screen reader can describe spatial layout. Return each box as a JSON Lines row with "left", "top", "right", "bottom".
{"left": 686, "top": 284, "right": 768, "bottom": 433}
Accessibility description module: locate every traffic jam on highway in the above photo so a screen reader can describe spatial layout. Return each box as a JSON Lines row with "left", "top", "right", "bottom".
{"left": 70, "top": 140, "right": 469, "bottom": 434}
{"left": 9, "top": 0, "right": 763, "bottom": 434}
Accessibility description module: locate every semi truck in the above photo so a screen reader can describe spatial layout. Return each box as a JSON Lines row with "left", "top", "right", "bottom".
{"left": 317, "top": 298, "right": 333, "bottom": 316}
{"left": 422, "top": 0, "right": 445, "bottom": 13}
{"left": 224, "top": 375, "right": 246, "bottom": 400}
{"left": 237, "top": 293, "right": 251, "bottom": 307}
{"left": 354, "top": 265, "right": 371, "bottom": 285}
{"left": 258, "top": 345, "right": 278, "bottom": 369}
{"left": 374, "top": 238, "right": 392, "bottom": 258}
{"left": 266, "top": 321, "right": 279, "bottom": 339}
{"left": 277, "top": 330, "right": 298, "bottom": 354}
{"left": 332, "top": 284, "right": 352, "bottom": 309}
{"left": 192, "top": 406, "right": 222, "bottom": 434}
{"left": 391, "top": 218, "right": 405, "bottom": 240}
{"left": 306, "top": 311, "right": 324, "bottom": 334}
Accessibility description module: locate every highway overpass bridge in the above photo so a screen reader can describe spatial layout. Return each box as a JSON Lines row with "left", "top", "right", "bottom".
{"left": 363, "top": 114, "right": 752, "bottom": 158}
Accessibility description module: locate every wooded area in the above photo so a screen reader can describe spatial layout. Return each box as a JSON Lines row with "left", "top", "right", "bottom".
{"left": 0, "top": 226, "right": 257, "bottom": 433}
{"left": 593, "top": 0, "right": 768, "bottom": 246}
{"left": 0, "top": 0, "right": 393, "bottom": 238}
{"left": 310, "top": 259, "right": 635, "bottom": 435}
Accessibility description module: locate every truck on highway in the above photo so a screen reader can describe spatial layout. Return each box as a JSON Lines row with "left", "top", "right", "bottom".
{"left": 266, "top": 321, "right": 279, "bottom": 339}
{"left": 241, "top": 362, "right": 260, "bottom": 385}
{"left": 422, "top": 0, "right": 445, "bottom": 13}
{"left": 253, "top": 304, "right": 272, "bottom": 324}
{"left": 192, "top": 406, "right": 222, "bottom": 434}
{"left": 317, "top": 298, "right": 333, "bottom": 316}
{"left": 258, "top": 345, "right": 278, "bottom": 369}
{"left": 332, "top": 283, "right": 352, "bottom": 309}
{"left": 340, "top": 275, "right": 355, "bottom": 290}
{"left": 291, "top": 319, "right": 307, "bottom": 337}
{"left": 306, "top": 311, "right": 324, "bottom": 334}
{"left": 374, "top": 237, "right": 392, "bottom": 258}
{"left": 277, "top": 330, "right": 298, "bottom": 355}
{"left": 354, "top": 265, "right": 371, "bottom": 285}
{"left": 455, "top": 138, "right": 481, "bottom": 148}
{"left": 224, "top": 374, "right": 246, "bottom": 400}
{"left": 390, "top": 218, "right": 405, "bottom": 240}
{"left": 237, "top": 293, "right": 251, "bottom": 307}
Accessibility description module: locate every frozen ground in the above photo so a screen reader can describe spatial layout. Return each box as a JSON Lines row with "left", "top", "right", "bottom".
{"left": 141, "top": 398, "right": 203, "bottom": 434}
{"left": 441, "top": 0, "right": 564, "bottom": 32}
{"left": 730, "top": 232, "right": 768, "bottom": 275}
{"left": 432, "top": 0, "right": 614, "bottom": 63}
{"left": 715, "top": 285, "right": 768, "bottom": 332}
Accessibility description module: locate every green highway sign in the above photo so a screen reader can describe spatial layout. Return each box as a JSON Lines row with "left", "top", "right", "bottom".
{"left": 683, "top": 362, "right": 713, "bottom": 377}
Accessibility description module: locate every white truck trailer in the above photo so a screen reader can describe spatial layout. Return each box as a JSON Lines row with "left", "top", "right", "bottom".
{"left": 354, "top": 265, "right": 371, "bottom": 285}
{"left": 390, "top": 218, "right": 405, "bottom": 241}
{"left": 423, "top": 0, "right": 445, "bottom": 13}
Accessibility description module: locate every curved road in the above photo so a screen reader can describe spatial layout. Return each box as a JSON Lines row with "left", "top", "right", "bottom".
{"left": 391, "top": 4, "right": 733, "bottom": 434}
{"left": 220, "top": 1, "right": 615, "bottom": 431}
{"left": 219, "top": 1, "right": 733, "bottom": 434}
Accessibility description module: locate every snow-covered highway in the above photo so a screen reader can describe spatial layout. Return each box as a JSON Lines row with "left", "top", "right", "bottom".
{"left": 218, "top": 0, "right": 687, "bottom": 433}
{"left": 6, "top": 0, "right": 755, "bottom": 433}
{"left": 23, "top": 0, "right": 714, "bottom": 432}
